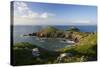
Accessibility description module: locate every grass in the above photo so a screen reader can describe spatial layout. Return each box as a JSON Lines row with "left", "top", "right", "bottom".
{"left": 58, "top": 32, "right": 97, "bottom": 61}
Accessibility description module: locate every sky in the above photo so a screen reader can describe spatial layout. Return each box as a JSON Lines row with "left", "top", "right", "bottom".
{"left": 12, "top": 1, "right": 97, "bottom": 25}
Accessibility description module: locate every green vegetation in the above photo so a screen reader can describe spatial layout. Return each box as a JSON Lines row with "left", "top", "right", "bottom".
{"left": 13, "top": 26, "right": 97, "bottom": 66}
{"left": 40, "top": 26, "right": 59, "bottom": 33}
{"left": 13, "top": 42, "right": 61, "bottom": 65}
{"left": 59, "top": 33, "right": 97, "bottom": 61}
{"left": 36, "top": 26, "right": 65, "bottom": 38}
{"left": 13, "top": 42, "right": 39, "bottom": 65}
{"left": 75, "top": 33, "right": 97, "bottom": 56}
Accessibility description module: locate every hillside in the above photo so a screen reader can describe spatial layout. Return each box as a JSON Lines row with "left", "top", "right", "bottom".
{"left": 59, "top": 32, "right": 97, "bottom": 61}
{"left": 40, "top": 26, "right": 59, "bottom": 33}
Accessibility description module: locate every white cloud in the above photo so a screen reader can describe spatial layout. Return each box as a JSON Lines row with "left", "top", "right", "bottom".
{"left": 14, "top": 16, "right": 96, "bottom": 25}
{"left": 14, "top": 2, "right": 37, "bottom": 18}
{"left": 40, "top": 13, "right": 48, "bottom": 18}
{"left": 71, "top": 20, "right": 91, "bottom": 23}
{"left": 40, "top": 12, "right": 55, "bottom": 19}
{"left": 13, "top": 2, "right": 56, "bottom": 25}
{"left": 14, "top": 16, "right": 53, "bottom": 25}
{"left": 14, "top": 2, "right": 55, "bottom": 19}
{"left": 15, "top": 2, "right": 27, "bottom": 7}
{"left": 21, "top": 11, "right": 39, "bottom": 18}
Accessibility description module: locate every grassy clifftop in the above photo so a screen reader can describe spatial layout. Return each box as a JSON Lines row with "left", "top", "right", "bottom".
{"left": 60, "top": 32, "right": 97, "bottom": 57}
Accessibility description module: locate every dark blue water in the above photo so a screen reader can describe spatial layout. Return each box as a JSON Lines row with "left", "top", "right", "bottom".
{"left": 13, "top": 25, "right": 97, "bottom": 51}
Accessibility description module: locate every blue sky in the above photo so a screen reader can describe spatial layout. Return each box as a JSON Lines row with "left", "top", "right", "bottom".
{"left": 13, "top": 1, "right": 97, "bottom": 25}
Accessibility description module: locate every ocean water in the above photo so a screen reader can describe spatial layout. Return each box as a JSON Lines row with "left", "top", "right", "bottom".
{"left": 13, "top": 25, "right": 97, "bottom": 51}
